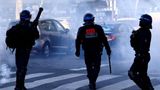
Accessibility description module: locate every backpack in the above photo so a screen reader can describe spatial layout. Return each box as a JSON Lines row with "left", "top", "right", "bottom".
{"left": 130, "top": 30, "right": 138, "bottom": 49}
{"left": 5, "top": 25, "right": 19, "bottom": 51}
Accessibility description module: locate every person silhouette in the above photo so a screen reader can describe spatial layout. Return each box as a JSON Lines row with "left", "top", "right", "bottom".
{"left": 75, "top": 13, "right": 111, "bottom": 90}
{"left": 6, "top": 7, "right": 43, "bottom": 90}
{"left": 128, "top": 14, "right": 154, "bottom": 90}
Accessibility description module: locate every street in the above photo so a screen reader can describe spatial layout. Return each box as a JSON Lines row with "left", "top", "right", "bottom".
{"left": 0, "top": 53, "right": 160, "bottom": 90}
{"left": 1, "top": 0, "right": 160, "bottom": 90}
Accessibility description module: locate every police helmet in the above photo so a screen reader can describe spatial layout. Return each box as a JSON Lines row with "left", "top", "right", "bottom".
{"left": 83, "top": 13, "right": 95, "bottom": 22}
{"left": 20, "top": 10, "right": 31, "bottom": 21}
{"left": 140, "top": 14, "right": 152, "bottom": 23}
{"left": 139, "top": 14, "right": 152, "bottom": 29}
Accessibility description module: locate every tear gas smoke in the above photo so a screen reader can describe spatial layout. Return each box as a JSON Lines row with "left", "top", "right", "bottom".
{"left": 0, "top": 64, "right": 11, "bottom": 85}
{"left": 1, "top": 0, "right": 160, "bottom": 83}
{"left": 40, "top": 0, "right": 44, "bottom": 7}
{"left": 116, "top": 0, "right": 160, "bottom": 73}
{"left": 0, "top": 22, "right": 15, "bottom": 85}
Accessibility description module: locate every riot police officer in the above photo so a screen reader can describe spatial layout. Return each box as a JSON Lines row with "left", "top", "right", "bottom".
{"left": 75, "top": 13, "right": 111, "bottom": 90}
{"left": 6, "top": 8, "right": 43, "bottom": 90}
{"left": 128, "top": 14, "right": 154, "bottom": 90}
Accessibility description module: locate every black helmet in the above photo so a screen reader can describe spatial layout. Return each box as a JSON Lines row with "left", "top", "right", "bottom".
{"left": 20, "top": 10, "right": 31, "bottom": 21}
{"left": 139, "top": 14, "right": 152, "bottom": 29}
{"left": 83, "top": 13, "right": 94, "bottom": 22}
{"left": 140, "top": 14, "right": 152, "bottom": 23}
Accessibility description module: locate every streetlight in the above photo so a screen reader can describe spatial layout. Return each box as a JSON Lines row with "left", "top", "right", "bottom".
{"left": 16, "top": 0, "right": 23, "bottom": 20}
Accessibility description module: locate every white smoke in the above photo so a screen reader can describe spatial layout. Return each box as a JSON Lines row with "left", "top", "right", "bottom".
{"left": 0, "top": 64, "right": 11, "bottom": 84}
{"left": 115, "top": 0, "right": 160, "bottom": 73}
{"left": 0, "top": 0, "right": 16, "bottom": 85}
{"left": 0, "top": 1, "right": 160, "bottom": 83}
{"left": 0, "top": 29, "right": 15, "bottom": 85}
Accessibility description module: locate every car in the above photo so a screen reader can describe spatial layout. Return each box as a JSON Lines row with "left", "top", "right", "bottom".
{"left": 102, "top": 24, "right": 116, "bottom": 42}
{"left": 101, "top": 23, "right": 120, "bottom": 46}
{"left": 8, "top": 19, "right": 74, "bottom": 57}
{"left": 102, "top": 22, "right": 134, "bottom": 43}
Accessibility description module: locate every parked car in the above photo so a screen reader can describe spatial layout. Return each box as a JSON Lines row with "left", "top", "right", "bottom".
{"left": 102, "top": 22, "right": 134, "bottom": 43}
{"left": 101, "top": 23, "right": 121, "bottom": 46}
{"left": 102, "top": 25, "right": 116, "bottom": 42}
{"left": 8, "top": 19, "right": 74, "bottom": 57}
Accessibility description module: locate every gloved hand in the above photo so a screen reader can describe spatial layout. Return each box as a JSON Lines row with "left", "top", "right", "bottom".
{"left": 39, "top": 7, "right": 43, "bottom": 12}
{"left": 75, "top": 50, "right": 80, "bottom": 57}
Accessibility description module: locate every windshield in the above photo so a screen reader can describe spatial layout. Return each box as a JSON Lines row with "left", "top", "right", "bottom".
{"left": 38, "top": 20, "right": 53, "bottom": 31}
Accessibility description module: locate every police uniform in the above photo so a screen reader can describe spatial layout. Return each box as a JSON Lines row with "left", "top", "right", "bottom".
{"left": 10, "top": 8, "right": 43, "bottom": 90}
{"left": 128, "top": 14, "right": 154, "bottom": 90}
{"left": 75, "top": 21, "right": 111, "bottom": 89}
{"left": 14, "top": 21, "right": 39, "bottom": 90}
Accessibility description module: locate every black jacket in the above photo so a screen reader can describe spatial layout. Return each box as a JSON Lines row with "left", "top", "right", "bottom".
{"left": 7, "top": 20, "right": 39, "bottom": 49}
{"left": 133, "top": 28, "right": 151, "bottom": 53}
{"left": 76, "top": 23, "right": 111, "bottom": 55}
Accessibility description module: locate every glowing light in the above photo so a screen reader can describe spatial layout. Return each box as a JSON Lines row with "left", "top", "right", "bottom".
{"left": 60, "top": 19, "right": 70, "bottom": 29}
{"left": 149, "top": 12, "right": 160, "bottom": 22}
{"left": 16, "top": 0, "right": 23, "bottom": 20}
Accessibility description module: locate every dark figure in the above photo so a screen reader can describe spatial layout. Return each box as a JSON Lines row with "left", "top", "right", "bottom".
{"left": 6, "top": 8, "right": 43, "bottom": 90}
{"left": 128, "top": 14, "right": 154, "bottom": 90}
{"left": 75, "top": 13, "right": 111, "bottom": 90}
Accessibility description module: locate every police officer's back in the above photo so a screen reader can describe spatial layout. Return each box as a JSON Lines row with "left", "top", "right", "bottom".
{"left": 75, "top": 13, "right": 111, "bottom": 90}
{"left": 76, "top": 13, "right": 111, "bottom": 56}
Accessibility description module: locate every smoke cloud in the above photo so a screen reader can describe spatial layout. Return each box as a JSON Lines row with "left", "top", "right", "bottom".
{"left": 116, "top": 0, "right": 160, "bottom": 73}
{"left": 1, "top": 0, "right": 160, "bottom": 83}
{"left": 0, "top": 1, "right": 15, "bottom": 85}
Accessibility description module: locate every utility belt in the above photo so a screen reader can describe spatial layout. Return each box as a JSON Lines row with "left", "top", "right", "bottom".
{"left": 135, "top": 52, "right": 150, "bottom": 57}
{"left": 84, "top": 49, "right": 102, "bottom": 56}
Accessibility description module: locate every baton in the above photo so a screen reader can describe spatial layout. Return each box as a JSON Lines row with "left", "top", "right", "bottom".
{"left": 108, "top": 55, "right": 112, "bottom": 74}
{"left": 35, "top": 8, "right": 43, "bottom": 21}
{"left": 34, "top": 1, "right": 43, "bottom": 22}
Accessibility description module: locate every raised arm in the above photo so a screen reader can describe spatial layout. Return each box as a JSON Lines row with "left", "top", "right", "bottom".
{"left": 33, "top": 7, "right": 43, "bottom": 26}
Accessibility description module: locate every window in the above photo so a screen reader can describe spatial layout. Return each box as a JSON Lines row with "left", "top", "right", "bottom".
{"left": 39, "top": 20, "right": 56, "bottom": 31}
{"left": 53, "top": 20, "right": 65, "bottom": 32}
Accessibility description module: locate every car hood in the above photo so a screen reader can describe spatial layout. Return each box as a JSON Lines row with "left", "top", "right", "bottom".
{"left": 102, "top": 26, "right": 112, "bottom": 34}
